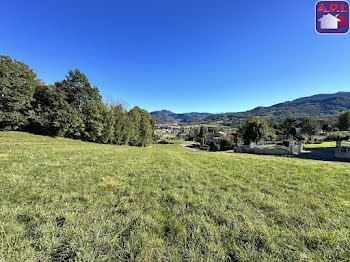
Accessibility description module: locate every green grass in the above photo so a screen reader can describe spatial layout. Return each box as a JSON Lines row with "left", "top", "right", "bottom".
{"left": 160, "top": 134, "right": 177, "bottom": 139}
{"left": 0, "top": 132, "right": 349, "bottom": 261}
{"left": 304, "top": 142, "right": 337, "bottom": 149}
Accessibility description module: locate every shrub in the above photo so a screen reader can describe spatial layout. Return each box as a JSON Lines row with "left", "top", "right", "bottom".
{"left": 209, "top": 142, "right": 220, "bottom": 152}
{"left": 326, "top": 131, "right": 350, "bottom": 141}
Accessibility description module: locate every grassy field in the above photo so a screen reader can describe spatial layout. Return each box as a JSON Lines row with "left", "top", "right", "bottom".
{"left": 304, "top": 142, "right": 337, "bottom": 149}
{"left": 0, "top": 132, "right": 349, "bottom": 261}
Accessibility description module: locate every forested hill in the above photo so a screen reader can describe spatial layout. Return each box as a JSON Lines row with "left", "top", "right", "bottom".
{"left": 151, "top": 92, "right": 350, "bottom": 124}
{"left": 150, "top": 110, "right": 211, "bottom": 123}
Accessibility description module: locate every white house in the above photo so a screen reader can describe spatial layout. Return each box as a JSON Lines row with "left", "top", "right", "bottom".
{"left": 318, "top": 14, "right": 341, "bottom": 29}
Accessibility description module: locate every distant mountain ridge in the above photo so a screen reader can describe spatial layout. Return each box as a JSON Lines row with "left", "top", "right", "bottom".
{"left": 291, "top": 92, "right": 350, "bottom": 103}
{"left": 151, "top": 92, "right": 350, "bottom": 124}
{"left": 150, "top": 110, "right": 211, "bottom": 123}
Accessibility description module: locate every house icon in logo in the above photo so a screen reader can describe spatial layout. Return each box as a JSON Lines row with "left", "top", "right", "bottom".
{"left": 318, "top": 13, "right": 341, "bottom": 29}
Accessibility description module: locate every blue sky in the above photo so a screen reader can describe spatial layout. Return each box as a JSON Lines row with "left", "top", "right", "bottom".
{"left": 2, "top": 0, "right": 350, "bottom": 113}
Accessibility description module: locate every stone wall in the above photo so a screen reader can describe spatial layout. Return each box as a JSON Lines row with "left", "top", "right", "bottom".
{"left": 237, "top": 143, "right": 303, "bottom": 156}
{"left": 335, "top": 141, "right": 350, "bottom": 159}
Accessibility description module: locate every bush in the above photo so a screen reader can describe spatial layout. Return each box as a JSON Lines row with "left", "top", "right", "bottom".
{"left": 209, "top": 142, "right": 220, "bottom": 152}
{"left": 219, "top": 139, "right": 233, "bottom": 151}
{"left": 326, "top": 131, "right": 350, "bottom": 141}
{"left": 157, "top": 140, "right": 174, "bottom": 144}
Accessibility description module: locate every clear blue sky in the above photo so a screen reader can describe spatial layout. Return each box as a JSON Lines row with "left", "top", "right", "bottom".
{"left": 2, "top": 0, "right": 350, "bottom": 113}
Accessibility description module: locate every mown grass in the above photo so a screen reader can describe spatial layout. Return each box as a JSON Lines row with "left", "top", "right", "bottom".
{"left": 0, "top": 132, "right": 349, "bottom": 261}
{"left": 304, "top": 142, "right": 337, "bottom": 149}
{"left": 160, "top": 134, "right": 177, "bottom": 139}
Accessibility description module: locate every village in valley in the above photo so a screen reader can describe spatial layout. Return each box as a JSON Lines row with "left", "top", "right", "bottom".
{"left": 153, "top": 109, "right": 350, "bottom": 162}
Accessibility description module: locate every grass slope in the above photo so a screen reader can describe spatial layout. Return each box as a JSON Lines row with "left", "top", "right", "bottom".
{"left": 0, "top": 132, "right": 349, "bottom": 261}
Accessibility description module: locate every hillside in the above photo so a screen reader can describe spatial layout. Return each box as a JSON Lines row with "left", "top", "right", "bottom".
{"left": 150, "top": 110, "right": 211, "bottom": 123}
{"left": 204, "top": 95, "right": 350, "bottom": 125}
{"left": 1, "top": 132, "right": 349, "bottom": 261}
{"left": 293, "top": 91, "right": 350, "bottom": 102}
{"left": 151, "top": 92, "right": 350, "bottom": 124}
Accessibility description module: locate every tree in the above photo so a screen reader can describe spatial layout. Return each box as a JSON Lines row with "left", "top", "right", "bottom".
{"left": 139, "top": 109, "right": 154, "bottom": 147}
{"left": 0, "top": 55, "right": 154, "bottom": 147}
{"left": 128, "top": 106, "right": 154, "bottom": 146}
{"left": 128, "top": 106, "right": 142, "bottom": 146}
{"left": 220, "top": 138, "right": 232, "bottom": 151}
{"left": 113, "top": 104, "right": 130, "bottom": 145}
{"left": 197, "top": 126, "right": 208, "bottom": 145}
{"left": 52, "top": 81, "right": 85, "bottom": 138}
{"left": 82, "top": 102, "right": 106, "bottom": 143}
{"left": 61, "top": 69, "right": 101, "bottom": 108}
{"left": 338, "top": 110, "right": 350, "bottom": 131}
{"left": 0, "top": 55, "right": 39, "bottom": 130}
{"left": 241, "top": 116, "right": 272, "bottom": 145}
{"left": 209, "top": 142, "right": 220, "bottom": 152}
{"left": 100, "top": 103, "right": 116, "bottom": 144}
{"left": 281, "top": 117, "right": 298, "bottom": 140}
{"left": 301, "top": 119, "right": 321, "bottom": 137}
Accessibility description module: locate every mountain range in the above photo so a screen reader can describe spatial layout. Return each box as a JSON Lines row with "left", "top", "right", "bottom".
{"left": 151, "top": 92, "right": 350, "bottom": 125}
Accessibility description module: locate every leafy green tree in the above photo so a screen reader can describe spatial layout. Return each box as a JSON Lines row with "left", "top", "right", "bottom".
{"left": 139, "top": 109, "right": 154, "bottom": 146}
{"left": 281, "top": 117, "right": 298, "bottom": 140}
{"left": 113, "top": 104, "right": 130, "bottom": 145}
{"left": 0, "top": 55, "right": 39, "bottom": 130}
{"left": 199, "top": 126, "right": 208, "bottom": 138}
{"left": 220, "top": 138, "right": 232, "bottom": 151}
{"left": 209, "top": 142, "right": 220, "bottom": 152}
{"left": 301, "top": 119, "right": 321, "bottom": 137}
{"left": 62, "top": 69, "right": 101, "bottom": 108}
{"left": 82, "top": 102, "right": 106, "bottom": 142}
{"left": 197, "top": 126, "right": 208, "bottom": 145}
{"left": 128, "top": 106, "right": 142, "bottom": 146}
{"left": 101, "top": 103, "right": 116, "bottom": 144}
{"left": 0, "top": 55, "right": 154, "bottom": 147}
{"left": 28, "top": 84, "right": 54, "bottom": 134}
{"left": 52, "top": 81, "right": 85, "bottom": 138}
{"left": 128, "top": 106, "right": 154, "bottom": 146}
{"left": 338, "top": 110, "right": 350, "bottom": 131}
{"left": 241, "top": 116, "right": 272, "bottom": 145}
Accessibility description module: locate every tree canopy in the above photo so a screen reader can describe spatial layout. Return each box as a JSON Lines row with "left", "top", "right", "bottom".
{"left": 338, "top": 110, "right": 350, "bottom": 131}
{"left": 0, "top": 55, "right": 154, "bottom": 146}
{"left": 301, "top": 119, "right": 321, "bottom": 136}
{"left": 241, "top": 116, "right": 274, "bottom": 145}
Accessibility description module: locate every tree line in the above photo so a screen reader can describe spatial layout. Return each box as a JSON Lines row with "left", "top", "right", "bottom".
{"left": 0, "top": 55, "right": 154, "bottom": 146}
